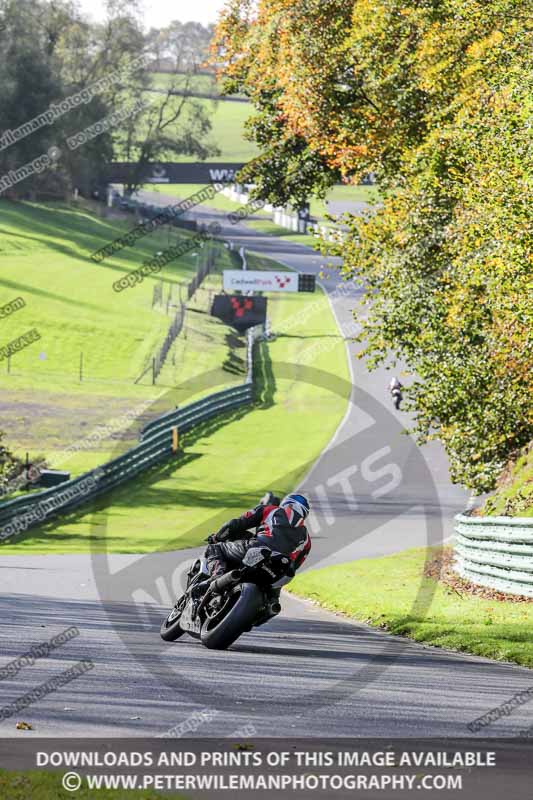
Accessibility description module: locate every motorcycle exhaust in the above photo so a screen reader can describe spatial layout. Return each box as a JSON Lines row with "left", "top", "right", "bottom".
{"left": 210, "top": 570, "right": 241, "bottom": 595}
{"left": 194, "top": 570, "right": 242, "bottom": 619}
{"left": 269, "top": 602, "right": 282, "bottom": 616}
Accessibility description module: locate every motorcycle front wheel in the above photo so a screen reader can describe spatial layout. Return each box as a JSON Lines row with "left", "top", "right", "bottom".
{"left": 160, "top": 596, "right": 187, "bottom": 641}
{"left": 200, "top": 583, "right": 264, "bottom": 650}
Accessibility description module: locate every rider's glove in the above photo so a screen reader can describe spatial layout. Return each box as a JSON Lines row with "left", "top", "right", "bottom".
{"left": 214, "top": 528, "right": 232, "bottom": 543}
{"left": 209, "top": 523, "right": 232, "bottom": 544}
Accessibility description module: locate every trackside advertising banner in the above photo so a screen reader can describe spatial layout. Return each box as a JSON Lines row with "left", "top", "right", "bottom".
{"left": 223, "top": 270, "right": 299, "bottom": 293}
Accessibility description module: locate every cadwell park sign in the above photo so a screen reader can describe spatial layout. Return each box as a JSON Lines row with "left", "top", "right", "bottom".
{"left": 223, "top": 271, "right": 300, "bottom": 294}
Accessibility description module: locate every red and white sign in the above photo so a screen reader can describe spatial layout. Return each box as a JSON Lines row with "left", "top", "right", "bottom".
{"left": 223, "top": 270, "right": 298, "bottom": 293}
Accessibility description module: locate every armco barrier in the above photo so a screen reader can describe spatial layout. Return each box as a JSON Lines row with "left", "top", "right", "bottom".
{"left": 0, "top": 328, "right": 260, "bottom": 541}
{"left": 453, "top": 513, "right": 533, "bottom": 598}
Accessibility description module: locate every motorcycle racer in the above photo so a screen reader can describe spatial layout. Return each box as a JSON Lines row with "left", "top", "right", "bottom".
{"left": 162, "top": 494, "right": 312, "bottom": 644}
{"left": 203, "top": 493, "right": 311, "bottom": 584}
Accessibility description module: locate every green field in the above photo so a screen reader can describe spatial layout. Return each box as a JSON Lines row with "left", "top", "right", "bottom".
{"left": 199, "top": 99, "right": 257, "bottom": 163}
{"left": 290, "top": 547, "right": 533, "bottom": 668}
{"left": 309, "top": 184, "right": 381, "bottom": 220}
{"left": 142, "top": 74, "right": 257, "bottom": 164}
{"left": 0, "top": 273, "right": 350, "bottom": 554}
{"left": 0, "top": 200, "right": 240, "bottom": 476}
{"left": 150, "top": 72, "right": 218, "bottom": 94}
{"left": 0, "top": 199, "right": 350, "bottom": 554}
{"left": 149, "top": 71, "right": 249, "bottom": 100}
{"left": 242, "top": 219, "right": 320, "bottom": 247}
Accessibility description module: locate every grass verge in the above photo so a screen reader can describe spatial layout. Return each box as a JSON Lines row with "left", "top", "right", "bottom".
{"left": 479, "top": 443, "right": 533, "bottom": 517}
{"left": 289, "top": 547, "right": 533, "bottom": 668}
{"left": 243, "top": 219, "right": 317, "bottom": 247}
{"left": 0, "top": 769, "right": 185, "bottom": 800}
{"left": 309, "top": 184, "right": 381, "bottom": 219}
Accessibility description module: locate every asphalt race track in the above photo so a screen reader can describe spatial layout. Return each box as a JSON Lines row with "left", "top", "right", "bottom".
{"left": 1, "top": 200, "right": 531, "bottom": 739}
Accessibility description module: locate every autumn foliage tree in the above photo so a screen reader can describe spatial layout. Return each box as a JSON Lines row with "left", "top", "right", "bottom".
{"left": 213, "top": 0, "right": 532, "bottom": 493}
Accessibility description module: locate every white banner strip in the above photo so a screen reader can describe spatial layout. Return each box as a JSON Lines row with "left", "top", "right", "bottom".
{"left": 223, "top": 270, "right": 298, "bottom": 293}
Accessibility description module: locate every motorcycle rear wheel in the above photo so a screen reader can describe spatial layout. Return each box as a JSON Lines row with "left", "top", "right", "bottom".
{"left": 200, "top": 583, "right": 264, "bottom": 650}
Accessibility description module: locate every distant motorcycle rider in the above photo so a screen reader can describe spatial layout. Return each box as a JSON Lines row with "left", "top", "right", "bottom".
{"left": 202, "top": 493, "right": 311, "bottom": 586}
{"left": 389, "top": 376, "right": 404, "bottom": 410}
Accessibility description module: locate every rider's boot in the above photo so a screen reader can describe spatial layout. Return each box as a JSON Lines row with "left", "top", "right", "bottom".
{"left": 190, "top": 556, "right": 226, "bottom": 602}
{"left": 206, "top": 555, "right": 227, "bottom": 581}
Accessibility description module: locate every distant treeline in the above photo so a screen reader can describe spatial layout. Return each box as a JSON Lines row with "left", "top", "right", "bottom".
{"left": 0, "top": 2, "right": 218, "bottom": 199}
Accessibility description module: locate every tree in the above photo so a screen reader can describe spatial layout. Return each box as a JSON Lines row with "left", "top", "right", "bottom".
{"left": 0, "top": 1, "right": 219, "bottom": 199}
{"left": 0, "top": 0, "right": 132, "bottom": 197}
{"left": 118, "top": 79, "right": 220, "bottom": 195}
{"left": 119, "top": 22, "right": 220, "bottom": 194}
{"left": 212, "top": 0, "right": 533, "bottom": 492}
{"left": 0, "top": 0, "right": 64, "bottom": 189}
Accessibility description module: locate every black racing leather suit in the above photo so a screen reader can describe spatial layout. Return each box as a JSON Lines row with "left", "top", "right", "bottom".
{"left": 206, "top": 503, "right": 311, "bottom": 578}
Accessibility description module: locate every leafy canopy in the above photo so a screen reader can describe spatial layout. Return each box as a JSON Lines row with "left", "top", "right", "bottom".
{"left": 213, "top": 0, "right": 532, "bottom": 492}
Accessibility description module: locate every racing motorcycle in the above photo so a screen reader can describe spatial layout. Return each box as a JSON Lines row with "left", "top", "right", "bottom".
{"left": 160, "top": 546, "right": 294, "bottom": 650}
{"left": 391, "top": 386, "right": 403, "bottom": 410}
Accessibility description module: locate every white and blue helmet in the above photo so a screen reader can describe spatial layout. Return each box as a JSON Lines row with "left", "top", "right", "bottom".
{"left": 280, "top": 493, "right": 310, "bottom": 527}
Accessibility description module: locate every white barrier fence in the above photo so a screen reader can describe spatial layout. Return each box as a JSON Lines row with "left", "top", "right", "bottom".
{"left": 453, "top": 513, "right": 533, "bottom": 598}
{"left": 221, "top": 185, "right": 345, "bottom": 242}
